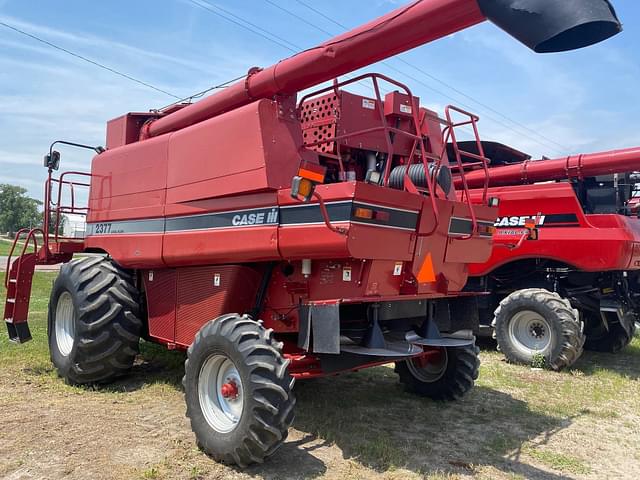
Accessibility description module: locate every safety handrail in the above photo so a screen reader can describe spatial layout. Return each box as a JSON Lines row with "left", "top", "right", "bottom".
{"left": 442, "top": 105, "right": 491, "bottom": 240}
{"left": 297, "top": 72, "right": 441, "bottom": 236}
{"left": 4, "top": 228, "right": 44, "bottom": 288}
{"left": 45, "top": 171, "right": 92, "bottom": 244}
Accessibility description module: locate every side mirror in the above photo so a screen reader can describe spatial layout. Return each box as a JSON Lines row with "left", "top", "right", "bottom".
{"left": 44, "top": 150, "right": 61, "bottom": 170}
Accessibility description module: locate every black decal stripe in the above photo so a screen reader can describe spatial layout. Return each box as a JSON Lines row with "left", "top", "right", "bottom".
{"left": 166, "top": 207, "right": 278, "bottom": 232}
{"left": 86, "top": 219, "right": 165, "bottom": 235}
{"left": 350, "top": 202, "right": 418, "bottom": 230}
{"left": 448, "top": 217, "right": 494, "bottom": 238}
{"left": 544, "top": 213, "right": 579, "bottom": 224}
{"left": 87, "top": 201, "right": 420, "bottom": 235}
{"left": 280, "top": 201, "right": 352, "bottom": 225}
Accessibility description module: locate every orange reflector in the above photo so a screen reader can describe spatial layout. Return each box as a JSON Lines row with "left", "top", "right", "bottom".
{"left": 417, "top": 252, "right": 436, "bottom": 283}
{"left": 298, "top": 161, "right": 326, "bottom": 183}
{"left": 524, "top": 219, "right": 536, "bottom": 229}
{"left": 354, "top": 207, "right": 373, "bottom": 219}
{"left": 297, "top": 177, "right": 314, "bottom": 198}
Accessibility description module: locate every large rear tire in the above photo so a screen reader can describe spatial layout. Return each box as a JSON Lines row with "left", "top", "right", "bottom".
{"left": 394, "top": 345, "right": 480, "bottom": 401}
{"left": 48, "top": 256, "right": 142, "bottom": 384}
{"left": 492, "top": 288, "right": 584, "bottom": 371}
{"left": 183, "top": 314, "right": 295, "bottom": 467}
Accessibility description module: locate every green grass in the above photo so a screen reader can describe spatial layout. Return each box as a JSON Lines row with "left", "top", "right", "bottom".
{"left": 1, "top": 274, "right": 639, "bottom": 479}
{"left": 0, "top": 237, "right": 35, "bottom": 256}
{"left": 0, "top": 272, "right": 55, "bottom": 370}
{"left": 525, "top": 447, "right": 591, "bottom": 475}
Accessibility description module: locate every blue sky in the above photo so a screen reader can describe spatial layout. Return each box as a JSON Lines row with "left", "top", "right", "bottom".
{"left": 1, "top": 0, "right": 639, "bottom": 201}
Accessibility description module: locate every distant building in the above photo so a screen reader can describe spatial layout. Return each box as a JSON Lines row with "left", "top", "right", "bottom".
{"left": 61, "top": 214, "right": 86, "bottom": 238}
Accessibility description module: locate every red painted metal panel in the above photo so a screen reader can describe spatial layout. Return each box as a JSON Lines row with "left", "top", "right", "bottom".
{"left": 174, "top": 265, "right": 261, "bottom": 346}
{"left": 444, "top": 203, "right": 494, "bottom": 263}
{"left": 106, "top": 112, "right": 161, "bottom": 149}
{"left": 163, "top": 227, "right": 280, "bottom": 266}
{"left": 468, "top": 183, "right": 640, "bottom": 276}
{"left": 163, "top": 193, "right": 277, "bottom": 218}
{"left": 87, "top": 134, "right": 169, "bottom": 222}
{"left": 87, "top": 235, "right": 165, "bottom": 269}
{"left": 144, "top": 269, "right": 177, "bottom": 343}
{"left": 165, "top": 100, "right": 303, "bottom": 205}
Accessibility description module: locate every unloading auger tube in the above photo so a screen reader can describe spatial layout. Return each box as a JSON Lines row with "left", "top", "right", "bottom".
{"left": 457, "top": 146, "right": 640, "bottom": 189}
{"left": 141, "top": 0, "right": 621, "bottom": 139}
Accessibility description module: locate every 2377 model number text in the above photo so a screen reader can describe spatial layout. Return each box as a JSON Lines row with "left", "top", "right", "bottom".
{"left": 94, "top": 223, "right": 112, "bottom": 234}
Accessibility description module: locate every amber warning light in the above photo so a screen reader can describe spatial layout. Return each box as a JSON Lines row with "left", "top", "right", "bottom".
{"left": 291, "top": 161, "right": 326, "bottom": 202}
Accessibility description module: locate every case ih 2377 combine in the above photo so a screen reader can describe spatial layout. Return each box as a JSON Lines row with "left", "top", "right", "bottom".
{"left": 461, "top": 145, "right": 640, "bottom": 370}
{"left": 3, "top": 0, "right": 621, "bottom": 467}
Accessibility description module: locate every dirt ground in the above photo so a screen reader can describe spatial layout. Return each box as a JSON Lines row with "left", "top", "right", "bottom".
{"left": 1, "top": 274, "right": 639, "bottom": 480}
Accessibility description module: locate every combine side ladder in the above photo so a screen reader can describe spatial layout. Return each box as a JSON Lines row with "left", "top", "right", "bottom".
{"left": 4, "top": 253, "right": 37, "bottom": 343}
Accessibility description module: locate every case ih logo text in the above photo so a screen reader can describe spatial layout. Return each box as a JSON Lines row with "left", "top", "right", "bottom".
{"left": 232, "top": 208, "right": 279, "bottom": 226}
{"left": 494, "top": 215, "right": 546, "bottom": 227}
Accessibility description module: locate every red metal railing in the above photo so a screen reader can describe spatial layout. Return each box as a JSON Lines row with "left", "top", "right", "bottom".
{"left": 46, "top": 171, "right": 92, "bottom": 243}
{"left": 4, "top": 228, "right": 43, "bottom": 288}
{"left": 442, "top": 105, "right": 490, "bottom": 239}
{"left": 298, "top": 73, "right": 489, "bottom": 238}
{"left": 298, "top": 72, "right": 442, "bottom": 235}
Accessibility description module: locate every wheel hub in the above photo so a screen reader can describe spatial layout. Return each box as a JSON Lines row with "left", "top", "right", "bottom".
{"left": 509, "top": 310, "right": 552, "bottom": 353}
{"left": 529, "top": 322, "right": 546, "bottom": 339}
{"left": 198, "top": 355, "right": 244, "bottom": 433}
{"left": 220, "top": 380, "right": 239, "bottom": 399}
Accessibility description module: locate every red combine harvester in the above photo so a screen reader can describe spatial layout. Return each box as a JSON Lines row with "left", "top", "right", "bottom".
{"left": 459, "top": 144, "right": 640, "bottom": 370}
{"left": 3, "top": 0, "right": 621, "bottom": 466}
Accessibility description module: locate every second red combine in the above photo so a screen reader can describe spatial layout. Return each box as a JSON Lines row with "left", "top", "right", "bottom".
{"left": 460, "top": 144, "right": 640, "bottom": 370}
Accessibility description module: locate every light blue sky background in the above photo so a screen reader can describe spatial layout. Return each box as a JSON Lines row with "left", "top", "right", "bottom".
{"left": 1, "top": 0, "right": 639, "bottom": 201}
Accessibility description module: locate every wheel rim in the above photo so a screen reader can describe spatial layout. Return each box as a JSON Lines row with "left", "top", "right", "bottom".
{"left": 406, "top": 349, "right": 448, "bottom": 383}
{"left": 508, "top": 310, "right": 552, "bottom": 354}
{"left": 198, "top": 354, "right": 244, "bottom": 433}
{"left": 55, "top": 291, "right": 75, "bottom": 356}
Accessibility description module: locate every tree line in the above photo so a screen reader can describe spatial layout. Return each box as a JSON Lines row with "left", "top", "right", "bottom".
{"left": 0, "top": 184, "right": 43, "bottom": 236}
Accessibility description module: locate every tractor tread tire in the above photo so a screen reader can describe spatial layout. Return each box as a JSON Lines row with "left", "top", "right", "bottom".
{"left": 585, "top": 318, "right": 636, "bottom": 353}
{"left": 394, "top": 345, "right": 480, "bottom": 401}
{"left": 183, "top": 315, "right": 295, "bottom": 468}
{"left": 492, "top": 288, "right": 584, "bottom": 371}
{"left": 48, "top": 257, "right": 142, "bottom": 384}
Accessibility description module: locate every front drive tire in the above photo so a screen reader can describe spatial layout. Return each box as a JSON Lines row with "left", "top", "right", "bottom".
{"left": 394, "top": 345, "right": 480, "bottom": 401}
{"left": 493, "top": 288, "right": 584, "bottom": 371}
{"left": 48, "top": 256, "right": 142, "bottom": 384}
{"left": 183, "top": 314, "right": 295, "bottom": 467}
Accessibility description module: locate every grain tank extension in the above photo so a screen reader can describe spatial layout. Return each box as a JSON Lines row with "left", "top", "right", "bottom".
{"left": 3, "top": 0, "right": 621, "bottom": 466}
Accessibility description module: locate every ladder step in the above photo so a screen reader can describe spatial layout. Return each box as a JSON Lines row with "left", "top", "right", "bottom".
{"left": 9, "top": 279, "right": 17, "bottom": 283}
{"left": 7, "top": 298, "right": 15, "bottom": 303}
{"left": 5, "top": 317, "right": 13, "bottom": 324}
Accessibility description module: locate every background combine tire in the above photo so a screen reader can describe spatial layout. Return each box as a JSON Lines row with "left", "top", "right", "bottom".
{"left": 584, "top": 312, "right": 637, "bottom": 353}
{"left": 183, "top": 314, "right": 295, "bottom": 467}
{"left": 493, "top": 288, "right": 584, "bottom": 371}
{"left": 394, "top": 345, "right": 480, "bottom": 401}
{"left": 48, "top": 256, "right": 142, "bottom": 384}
